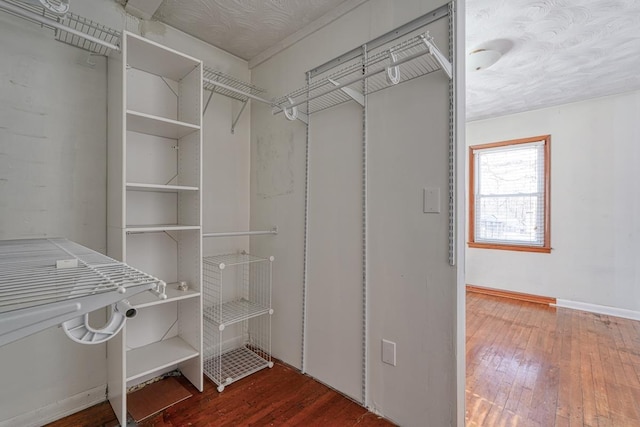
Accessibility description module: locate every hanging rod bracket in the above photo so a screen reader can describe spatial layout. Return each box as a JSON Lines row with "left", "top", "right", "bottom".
{"left": 421, "top": 33, "right": 452, "bottom": 80}
{"left": 328, "top": 78, "right": 365, "bottom": 106}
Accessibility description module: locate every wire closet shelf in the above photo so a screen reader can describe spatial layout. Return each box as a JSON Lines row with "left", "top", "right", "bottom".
{"left": 273, "top": 32, "right": 451, "bottom": 117}
{"left": 0, "top": 0, "right": 120, "bottom": 55}
{"left": 0, "top": 238, "right": 165, "bottom": 347}
{"left": 203, "top": 66, "right": 266, "bottom": 103}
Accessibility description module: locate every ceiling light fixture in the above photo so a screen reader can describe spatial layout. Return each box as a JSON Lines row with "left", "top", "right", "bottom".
{"left": 467, "top": 48, "right": 502, "bottom": 72}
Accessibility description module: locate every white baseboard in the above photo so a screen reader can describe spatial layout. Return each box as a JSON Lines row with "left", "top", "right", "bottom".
{"left": 555, "top": 299, "right": 640, "bottom": 321}
{"left": 0, "top": 384, "right": 106, "bottom": 427}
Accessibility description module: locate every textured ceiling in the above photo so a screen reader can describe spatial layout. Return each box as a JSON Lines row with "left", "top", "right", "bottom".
{"left": 467, "top": 0, "right": 640, "bottom": 121}
{"left": 154, "top": 0, "right": 350, "bottom": 61}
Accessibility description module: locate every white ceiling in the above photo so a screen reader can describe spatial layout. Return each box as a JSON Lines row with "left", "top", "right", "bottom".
{"left": 467, "top": 0, "right": 640, "bottom": 121}
{"left": 153, "top": 0, "right": 352, "bottom": 61}
{"left": 146, "top": 0, "right": 640, "bottom": 122}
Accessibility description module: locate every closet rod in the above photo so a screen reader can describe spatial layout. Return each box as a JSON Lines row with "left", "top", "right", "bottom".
{"left": 203, "top": 228, "right": 278, "bottom": 238}
{"left": 203, "top": 77, "right": 274, "bottom": 106}
{"left": 0, "top": 0, "right": 120, "bottom": 51}
{"left": 276, "top": 45, "right": 436, "bottom": 113}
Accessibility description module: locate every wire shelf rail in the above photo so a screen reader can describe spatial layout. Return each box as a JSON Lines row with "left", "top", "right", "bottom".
{"left": 203, "top": 66, "right": 266, "bottom": 103}
{"left": 273, "top": 32, "right": 451, "bottom": 117}
{"left": 0, "top": 238, "right": 165, "bottom": 346}
{"left": 0, "top": 0, "right": 121, "bottom": 55}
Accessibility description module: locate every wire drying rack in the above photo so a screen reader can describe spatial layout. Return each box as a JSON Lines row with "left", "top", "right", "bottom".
{"left": 0, "top": 0, "right": 120, "bottom": 55}
{"left": 0, "top": 238, "right": 165, "bottom": 346}
{"left": 273, "top": 32, "right": 451, "bottom": 117}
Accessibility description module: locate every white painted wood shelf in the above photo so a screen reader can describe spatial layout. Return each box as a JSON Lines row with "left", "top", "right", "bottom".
{"left": 126, "top": 110, "right": 200, "bottom": 139}
{"left": 126, "top": 336, "right": 199, "bottom": 381}
{"left": 107, "top": 31, "right": 203, "bottom": 426}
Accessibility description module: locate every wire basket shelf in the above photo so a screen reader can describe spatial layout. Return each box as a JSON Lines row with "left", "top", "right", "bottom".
{"left": 0, "top": 238, "right": 159, "bottom": 314}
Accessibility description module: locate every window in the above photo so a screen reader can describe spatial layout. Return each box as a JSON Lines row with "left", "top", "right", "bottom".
{"left": 469, "top": 135, "right": 551, "bottom": 253}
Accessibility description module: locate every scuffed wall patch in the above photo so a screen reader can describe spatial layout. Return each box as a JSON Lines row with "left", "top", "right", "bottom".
{"left": 256, "top": 131, "right": 294, "bottom": 199}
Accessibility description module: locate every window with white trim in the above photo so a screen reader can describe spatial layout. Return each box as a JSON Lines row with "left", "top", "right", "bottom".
{"left": 469, "top": 135, "right": 551, "bottom": 253}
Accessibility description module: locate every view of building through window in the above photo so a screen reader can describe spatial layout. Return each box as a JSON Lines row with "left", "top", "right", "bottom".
{"left": 475, "top": 144, "right": 543, "bottom": 244}
{"left": 469, "top": 135, "right": 550, "bottom": 252}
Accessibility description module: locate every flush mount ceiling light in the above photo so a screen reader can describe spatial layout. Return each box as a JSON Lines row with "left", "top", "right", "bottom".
{"left": 467, "top": 48, "right": 502, "bottom": 72}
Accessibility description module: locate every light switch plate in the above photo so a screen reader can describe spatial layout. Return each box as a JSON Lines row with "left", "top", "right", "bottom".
{"left": 423, "top": 187, "right": 440, "bottom": 213}
{"left": 382, "top": 339, "right": 396, "bottom": 366}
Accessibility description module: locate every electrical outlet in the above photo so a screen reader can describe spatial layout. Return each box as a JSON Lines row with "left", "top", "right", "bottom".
{"left": 423, "top": 187, "right": 441, "bottom": 213}
{"left": 382, "top": 339, "right": 396, "bottom": 366}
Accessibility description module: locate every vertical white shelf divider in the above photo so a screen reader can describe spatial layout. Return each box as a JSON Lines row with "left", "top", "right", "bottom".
{"left": 107, "top": 31, "right": 203, "bottom": 426}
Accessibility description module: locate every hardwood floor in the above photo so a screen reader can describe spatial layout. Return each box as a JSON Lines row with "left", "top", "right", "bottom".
{"left": 466, "top": 292, "right": 640, "bottom": 426}
{"left": 47, "top": 361, "right": 394, "bottom": 427}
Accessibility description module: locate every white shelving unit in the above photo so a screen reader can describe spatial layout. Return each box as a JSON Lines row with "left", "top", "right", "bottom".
{"left": 203, "top": 253, "right": 274, "bottom": 392}
{"left": 107, "top": 31, "right": 203, "bottom": 426}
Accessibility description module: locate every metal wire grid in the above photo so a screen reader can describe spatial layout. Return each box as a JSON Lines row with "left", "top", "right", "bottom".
{"left": 55, "top": 12, "right": 120, "bottom": 56}
{"left": 2, "top": 0, "right": 120, "bottom": 56}
{"left": 203, "top": 326, "right": 271, "bottom": 389}
{"left": 203, "top": 67, "right": 266, "bottom": 103}
{"left": 202, "top": 253, "right": 271, "bottom": 326}
{"left": 274, "top": 32, "right": 443, "bottom": 116}
{"left": 202, "top": 252, "right": 272, "bottom": 390}
{"left": 0, "top": 238, "right": 159, "bottom": 314}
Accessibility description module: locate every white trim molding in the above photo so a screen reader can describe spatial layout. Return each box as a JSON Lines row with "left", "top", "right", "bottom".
{"left": 0, "top": 385, "right": 106, "bottom": 427}
{"left": 555, "top": 299, "right": 640, "bottom": 322}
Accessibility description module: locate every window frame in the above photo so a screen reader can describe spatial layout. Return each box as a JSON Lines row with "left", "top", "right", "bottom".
{"left": 468, "top": 135, "right": 551, "bottom": 253}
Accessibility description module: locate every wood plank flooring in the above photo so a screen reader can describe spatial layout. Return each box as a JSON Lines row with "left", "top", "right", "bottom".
{"left": 466, "top": 292, "right": 640, "bottom": 426}
{"left": 47, "top": 361, "right": 394, "bottom": 427}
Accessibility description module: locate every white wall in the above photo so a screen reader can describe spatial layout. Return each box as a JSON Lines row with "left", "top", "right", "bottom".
{"left": 0, "top": 0, "right": 251, "bottom": 424}
{"left": 250, "top": 1, "right": 460, "bottom": 425}
{"left": 466, "top": 90, "right": 640, "bottom": 312}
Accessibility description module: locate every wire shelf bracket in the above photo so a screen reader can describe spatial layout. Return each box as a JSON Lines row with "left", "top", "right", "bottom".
{"left": 0, "top": 238, "right": 166, "bottom": 347}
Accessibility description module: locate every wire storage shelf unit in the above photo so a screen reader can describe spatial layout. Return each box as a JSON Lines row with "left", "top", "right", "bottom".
{"left": 0, "top": 0, "right": 121, "bottom": 55}
{"left": 273, "top": 32, "right": 451, "bottom": 117}
{"left": 0, "top": 238, "right": 164, "bottom": 346}
{"left": 203, "top": 252, "right": 273, "bottom": 392}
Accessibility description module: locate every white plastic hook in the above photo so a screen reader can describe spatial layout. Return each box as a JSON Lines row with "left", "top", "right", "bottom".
{"left": 283, "top": 97, "right": 298, "bottom": 121}
{"left": 386, "top": 50, "right": 401, "bottom": 85}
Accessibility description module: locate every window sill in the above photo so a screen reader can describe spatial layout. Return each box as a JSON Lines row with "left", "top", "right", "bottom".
{"left": 467, "top": 242, "right": 551, "bottom": 253}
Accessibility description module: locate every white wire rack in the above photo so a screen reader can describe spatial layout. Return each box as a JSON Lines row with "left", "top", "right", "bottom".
{"left": 0, "top": 0, "right": 121, "bottom": 55}
{"left": 202, "top": 252, "right": 273, "bottom": 392}
{"left": 0, "top": 238, "right": 164, "bottom": 346}
{"left": 273, "top": 32, "right": 451, "bottom": 117}
{"left": 203, "top": 67, "right": 266, "bottom": 103}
